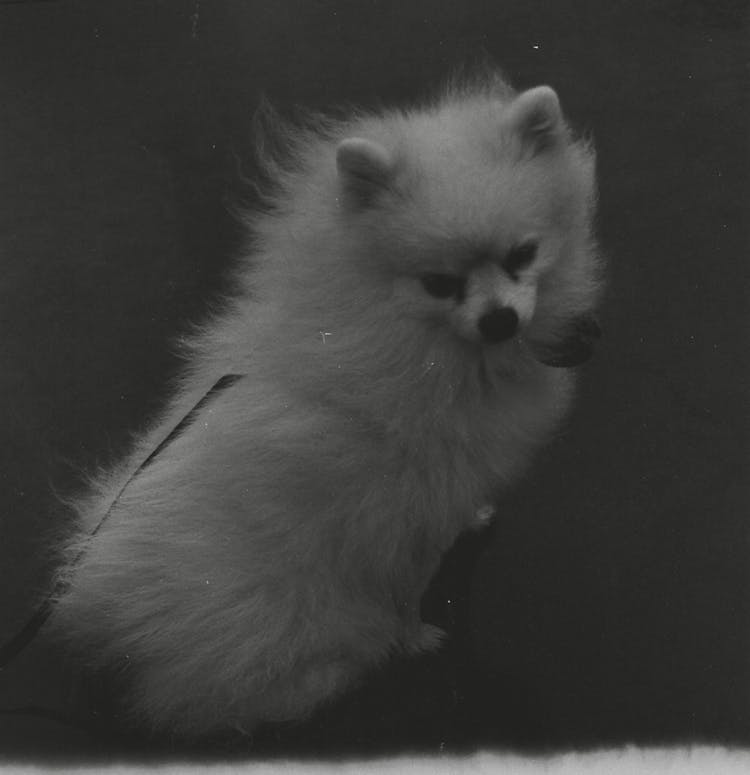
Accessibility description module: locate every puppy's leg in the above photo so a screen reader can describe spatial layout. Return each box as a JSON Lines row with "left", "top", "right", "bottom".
{"left": 259, "top": 656, "right": 363, "bottom": 721}
{"left": 470, "top": 503, "right": 496, "bottom": 530}
{"left": 404, "top": 622, "right": 447, "bottom": 655}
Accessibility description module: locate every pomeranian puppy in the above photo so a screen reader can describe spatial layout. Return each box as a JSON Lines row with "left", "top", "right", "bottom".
{"left": 51, "top": 69, "right": 602, "bottom": 737}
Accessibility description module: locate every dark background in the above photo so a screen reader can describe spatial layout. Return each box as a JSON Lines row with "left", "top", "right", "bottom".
{"left": 0, "top": 0, "right": 748, "bottom": 763}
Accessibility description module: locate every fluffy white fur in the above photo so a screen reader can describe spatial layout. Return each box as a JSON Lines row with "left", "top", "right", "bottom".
{"left": 51, "top": 70, "right": 602, "bottom": 737}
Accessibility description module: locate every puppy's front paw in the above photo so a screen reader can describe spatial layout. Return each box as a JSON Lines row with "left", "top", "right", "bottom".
{"left": 405, "top": 623, "right": 447, "bottom": 655}
{"left": 471, "top": 503, "right": 496, "bottom": 529}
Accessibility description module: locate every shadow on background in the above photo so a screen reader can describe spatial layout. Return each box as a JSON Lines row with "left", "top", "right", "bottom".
{"left": 0, "top": 0, "right": 748, "bottom": 763}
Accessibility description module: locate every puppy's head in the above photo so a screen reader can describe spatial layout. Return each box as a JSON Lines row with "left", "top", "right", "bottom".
{"left": 334, "top": 80, "right": 603, "bottom": 372}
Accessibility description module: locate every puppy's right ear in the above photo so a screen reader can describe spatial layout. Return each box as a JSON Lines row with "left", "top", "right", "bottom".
{"left": 506, "top": 86, "right": 564, "bottom": 155}
{"left": 336, "top": 138, "right": 394, "bottom": 207}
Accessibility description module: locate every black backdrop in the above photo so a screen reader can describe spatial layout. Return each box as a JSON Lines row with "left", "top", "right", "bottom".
{"left": 0, "top": 0, "right": 748, "bottom": 761}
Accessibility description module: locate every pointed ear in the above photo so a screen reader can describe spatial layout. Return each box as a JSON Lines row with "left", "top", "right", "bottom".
{"left": 506, "top": 86, "right": 563, "bottom": 154}
{"left": 336, "top": 137, "right": 394, "bottom": 206}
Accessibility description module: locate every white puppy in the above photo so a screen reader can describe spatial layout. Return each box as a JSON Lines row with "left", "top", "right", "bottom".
{"left": 52, "top": 68, "right": 603, "bottom": 737}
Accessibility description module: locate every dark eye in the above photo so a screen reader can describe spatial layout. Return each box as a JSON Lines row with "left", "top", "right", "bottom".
{"left": 504, "top": 241, "right": 538, "bottom": 277}
{"left": 420, "top": 273, "right": 466, "bottom": 300}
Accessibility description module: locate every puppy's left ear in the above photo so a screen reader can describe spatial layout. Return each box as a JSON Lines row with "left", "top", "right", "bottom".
{"left": 506, "top": 86, "right": 564, "bottom": 155}
{"left": 336, "top": 138, "right": 394, "bottom": 207}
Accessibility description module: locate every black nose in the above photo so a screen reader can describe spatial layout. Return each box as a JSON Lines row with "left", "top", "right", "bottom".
{"left": 477, "top": 306, "right": 519, "bottom": 343}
